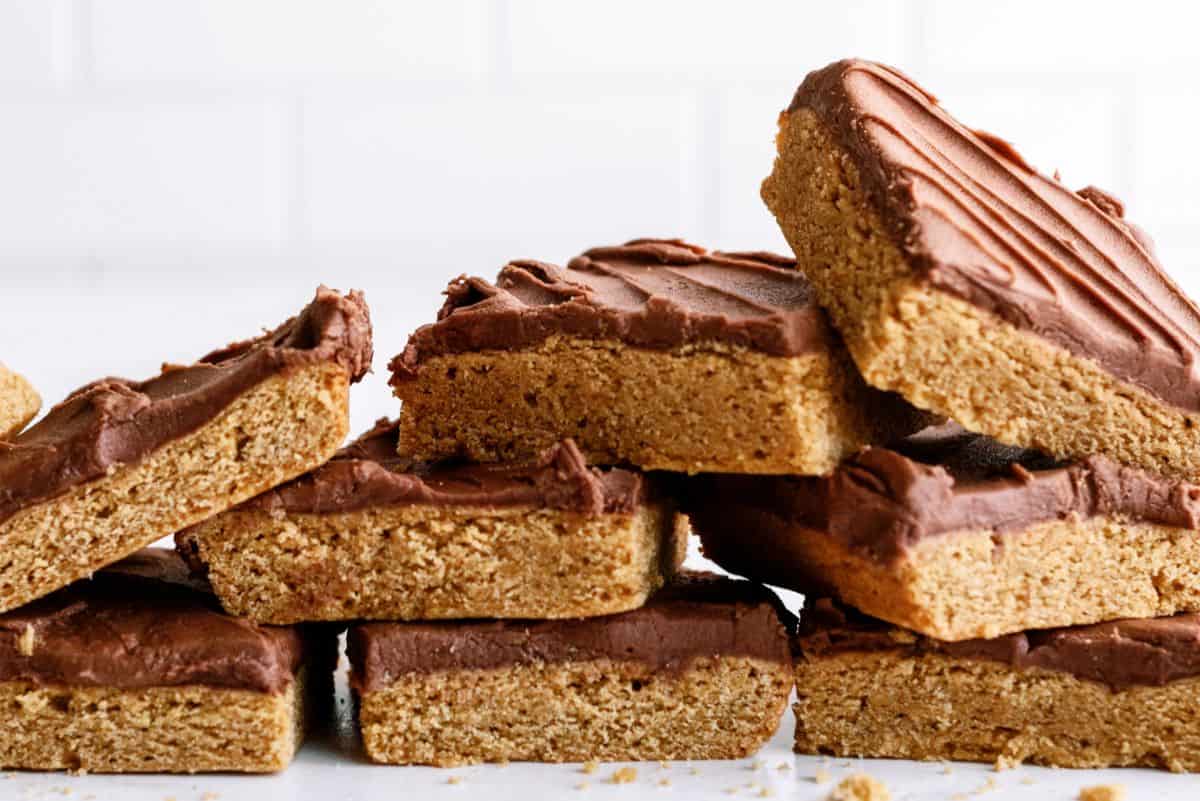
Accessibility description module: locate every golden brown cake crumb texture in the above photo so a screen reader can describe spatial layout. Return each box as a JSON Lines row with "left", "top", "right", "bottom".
{"left": 0, "top": 365, "right": 40, "bottom": 441}
{"left": 762, "top": 108, "right": 1200, "bottom": 479}
{"left": 357, "top": 656, "right": 792, "bottom": 766}
{"left": 185, "top": 502, "right": 686, "bottom": 624}
{"left": 0, "top": 672, "right": 307, "bottom": 774}
{"left": 794, "top": 650, "right": 1200, "bottom": 771}
{"left": 776, "top": 513, "right": 1200, "bottom": 641}
{"left": 1078, "top": 786, "right": 1126, "bottom": 801}
{"left": 395, "top": 335, "right": 916, "bottom": 476}
{"left": 0, "top": 363, "right": 350, "bottom": 614}
{"left": 827, "top": 774, "right": 890, "bottom": 801}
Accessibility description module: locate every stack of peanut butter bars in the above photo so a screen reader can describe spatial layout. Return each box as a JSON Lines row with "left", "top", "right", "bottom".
{"left": 2, "top": 56, "right": 1200, "bottom": 777}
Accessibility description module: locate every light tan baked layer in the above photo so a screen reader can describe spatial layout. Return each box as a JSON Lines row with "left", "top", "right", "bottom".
{"left": 0, "top": 364, "right": 40, "bottom": 440}
{"left": 181, "top": 502, "right": 686, "bottom": 625}
{"left": 762, "top": 108, "right": 1200, "bottom": 479}
{"left": 0, "top": 672, "right": 306, "bottom": 773}
{"left": 394, "top": 335, "right": 921, "bottom": 475}
{"left": 0, "top": 362, "right": 350, "bottom": 614}
{"left": 357, "top": 655, "right": 792, "bottom": 766}
{"left": 762, "top": 515, "right": 1200, "bottom": 641}
{"left": 794, "top": 649, "right": 1200, "bottom": 772}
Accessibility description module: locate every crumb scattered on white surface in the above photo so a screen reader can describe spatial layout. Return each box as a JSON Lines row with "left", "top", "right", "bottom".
{"left": 1078, "top": 786, "right": 1125, "bottom": 801}
{"left": 581, "top": 761, "right": 599, "bottom": 775}
{"left": 446, "top": 776, "right": 462, "bottom": 785}
{"left": 610, "top": 767, "right": 637, "bottom": 785}
{"left": 827, "top": 774, "right": 890, "bottom": 801}
{"left": 813, "top": 768, "right": 832, "bottom": 784}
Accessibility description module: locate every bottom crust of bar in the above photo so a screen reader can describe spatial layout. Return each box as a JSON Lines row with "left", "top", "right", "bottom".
{"left": 357, "top": 655, "right": 792, "bottom": 766}
{"left": 395, "top": 336, "right": 916, "bottom": 475}
{"left": 0, "top": 670, "right": 307, "bottom": 774}
{"left": 703, "top": 510, "right": 1200, "bottom": 641}
{"left": 794, "top": 650, "right": 1200, "bottom": 772}
{"left": 0, "top": 364, "right": 39, "bottom": 440}
{"left": 0, "top": 361, "right": 349, "bottom": 614}
{"left": 183, "top": 502, "right": 687, "bottom": 624}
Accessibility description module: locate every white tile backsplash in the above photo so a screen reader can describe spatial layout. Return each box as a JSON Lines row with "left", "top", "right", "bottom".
{"left": 0, "top": 1, "right": 1194, "bottom": 288}
{"left": 90, "top": 0, "right": 490, "bottom": 84}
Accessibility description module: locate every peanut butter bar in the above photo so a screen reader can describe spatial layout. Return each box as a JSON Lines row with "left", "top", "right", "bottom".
{"left": 795, "top": 598, "right": 1200, "bottom": 771}
{"left": 688, "top": 426, "right": 1200, "bottom": 640}
{"left": 0, "top": 549, "right": 333, "bottom": 773}
{"left": 348, "top": 572, "right": 793, "bottom": 766}
{"left": 390, "top": 239, "right": 925, "bottom": 475}
{"left": 0, "top": 287, "right": 372, "bottom": 614}
{"left": 0, "top": 363, "right": 39, "bottom": 440}
{"left": 763, "top": 59, "right": 1200, "bottom": 479}
{"left": 178, "top": 419, "right": 684, "bottom": 625}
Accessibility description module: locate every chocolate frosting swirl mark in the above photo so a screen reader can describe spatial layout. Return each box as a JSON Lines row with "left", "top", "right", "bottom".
{"left": 797, "top": 597, "right": 1200, "bottom": 690}
{"left": 0, "top": 286, "right": 373, "bottom": 526}
{"left": 227, "top": 418, "right": 649, "bottom": 516}
{"left": 389, "top": 239, "right": 833, "bottom": 383}
{"left": 0, "top": 549, "right": 306, "bottom": 693}
{"left": 792, "top": 60, "right": 1200, "bottom": 410}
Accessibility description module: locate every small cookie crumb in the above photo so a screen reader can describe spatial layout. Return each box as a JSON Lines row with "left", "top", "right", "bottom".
{"left": 776, "top": 762, "right": 791, "bottom": 772}
{"left": 1020, "top": 777, "right": 1036, "bottom": 786}
{"left": 201, "top": 795, "right": 220, "bottom": 801}
{"left": 447, "top": 776, "right": 462, "bottom": 785}
{"left": 658, "top": 778, "right": 671, "bottom": 787}
{"left": 575, "top": 782, "right": 589, "bottom": 791}
{"left": 610, "top": 767, "right": 637, "bottom": 785}
{"left": 828, "top": 774, "right": 890, "bottom": 801}
{"left": 1079, "top": 786, "right": 1125, "bottom": 801}
{"left": 813, "top": 768, "right": 832, "bottom": 784}
{"left": 658, "top": 760, "right": 669, "bottom": 769}
{"left": 723, "top": 789, "right": 737, "bottom": 796}
{"left": 581, "top": 761, "right": 599, "bottom": 775}
{"left": 751, "top": 759, "right": 765, "bottom": 770}
{"left": 758, "top": 789, "right": 774, "bottom": 798}
{"left": 689, "top": 767, "right": 701, "bottom": 776}
{"left": 974, "top": 776, "right": 998, "bottom": 795}
{"left": 939, "top": 763, "right": 953, "bottom": 775}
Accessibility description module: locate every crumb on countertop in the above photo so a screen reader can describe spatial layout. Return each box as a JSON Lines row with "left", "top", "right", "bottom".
{"left": 813, "top": 768, "right": 832, "bottom": 784}
{"left": 581, "top": 761, "right": 599, "bottom": 775}
{"left": 610, "top": 767, "right": 637, "bottom": 785}
{"left": 1078, "top": 786, "right": 1126, "bottom": 801}
{"left": 827, "top": 774, "right": 890, "bottom": 801}
{"left": 447, "top": 776, "right": 462, "bottom": 785}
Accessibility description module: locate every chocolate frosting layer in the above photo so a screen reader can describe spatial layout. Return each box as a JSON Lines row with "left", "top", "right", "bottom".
{"left": 235, "top": 418, "right": 647, "bottom": 516}
{"left": 0, "top": 549, "right": 306, "bottom": 693}
{"left": 798, "top": 598, "right": 1200, "bottom": 690}
{"left": 789, "top": 60, "right": 1200, "bottom": 412}
{"left": 688, "top": 425, "right": 1200, "bottom": 567}
{"left": 347, "top": 571, "right": 793, "bottom": 692}
{"left": 390, "top": 239, "right": 829, "bottom": 382}
{"left": 0, "top": 286, "right": 373, "bottom": 526}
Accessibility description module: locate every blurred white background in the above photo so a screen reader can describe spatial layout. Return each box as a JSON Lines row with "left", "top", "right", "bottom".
{"left": 1, "top": 0, "right": 1198, "bottom": 432}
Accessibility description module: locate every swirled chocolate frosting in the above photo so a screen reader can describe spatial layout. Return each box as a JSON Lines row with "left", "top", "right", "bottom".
{"left": 687, "top": 425, "right": 1200, "bottom": 573}
{"left": 0, "top": 549, "right": 307, "bottom": 693}
{"left": 229, "top": 418, "right": 648, "bottom": 516}
{"left": 390, "top": 239, "right": 830, "bottom": 383}
{"left": 347, "top": 571, "right": 793, "bottom": 692}
{"left": 787, "top": 59, "right": 1200, "bottom": 412}
{"left": 0, "top": 286, "right": 373, "bottom": 526}
{"left": 798, "top": 597, "right": 1200, "bottom": 690}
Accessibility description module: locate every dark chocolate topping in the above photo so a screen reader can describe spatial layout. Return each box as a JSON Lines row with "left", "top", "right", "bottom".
{"left": 797, "top": 598, "right": 1200, "bottom": 690}
{"left": 237, "top": 418, "right": 648, "bottom": 516}
{"left": 0, "top": 549, "right": 305, "bottom": 693}
{"left": 688, "top": 426, "right": 1200, "bottom": 565}
{"left": 788, "top": 59, "right": 1200, "bottom": 412}
{"left": 347, "top": 571, "right": 792, "bottom": 692}
{"left": 389, "top": 239, "right": 829, "bottom": 383}
{"left": 0, "top": 287, "right": 373, "bottom": 526}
